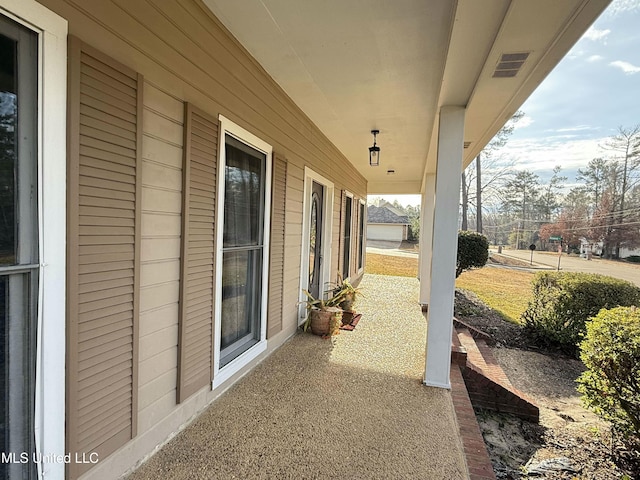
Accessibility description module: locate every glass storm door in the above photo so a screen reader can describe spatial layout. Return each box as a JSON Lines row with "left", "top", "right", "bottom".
{"left": 308, "top": 181, "right": 324, "bottom": 300}
{"left": 220, "top": 135, "right": 266, "bottom": 367}
{"left": 0, "top": 14, "right": 38, "bottom": 480}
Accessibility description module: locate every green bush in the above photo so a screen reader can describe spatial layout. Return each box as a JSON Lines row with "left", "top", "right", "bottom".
{"left": 521, "top": 272, "right": 640, "bottom": 353}
{"left": 456, "top": 231, "right": 489, "bottom": 278}
{"left": 625, "top": 255, "right": 640, "bottom": 263}
{"left": 577, "top": 306, "right": 640, "bottom": 449}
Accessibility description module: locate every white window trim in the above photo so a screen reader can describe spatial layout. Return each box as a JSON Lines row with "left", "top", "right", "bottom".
{"left": 357, "top": 198, "right": 366, "bottom": 275}
{"left": 298, "top": 168, "right": 334, "bottom": 323}
{"left": 0, "top": 1, "right": 67, "bottom": 478}
{"left": 342, "top": 190, "right": 354, "bottom": 281}
{"left": 213, "top": 115, "right": 272, "bottom": 389}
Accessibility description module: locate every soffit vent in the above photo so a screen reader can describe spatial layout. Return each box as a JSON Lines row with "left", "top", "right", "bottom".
{"left": 464, "top": 141, "right": 471, "bottom": 149}
{"left": 493, "top": 52, "right": 530, "bottom": 78}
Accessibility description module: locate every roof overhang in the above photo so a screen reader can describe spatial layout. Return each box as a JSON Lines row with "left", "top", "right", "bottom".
{"left": 204, "top": 0, "right": 610, "bottom": 194}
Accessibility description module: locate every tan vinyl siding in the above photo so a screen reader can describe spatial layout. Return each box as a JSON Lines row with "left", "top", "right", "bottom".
{"left": 137, "top": 82, "right": 184, "bottom": 431}
{"left": 177, "top": 104, "right": 218, "bottom": 403}
{"left": 40, "top": 0, "right": 367, "bottom": 477}
{"left": 282, "top": 163, "right": 304, "bottom": 329}
{"left": 267, "top": 154, "right": 287, "bottom": 338}
{"left": 67, "top": 37, "right": 142, "bottom": 479}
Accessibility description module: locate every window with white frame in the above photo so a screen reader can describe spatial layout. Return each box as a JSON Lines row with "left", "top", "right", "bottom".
{"left": 215, "top": 116, "right": 271, "bottom": 380}
{"left": 0, "top": 16, "right": 38, "bottom": 479}
{"left": 358, "top": 200, "right": 365, "bottom": 271}
{"left": 342, "top": 192, "right": 353, "bottom": 277}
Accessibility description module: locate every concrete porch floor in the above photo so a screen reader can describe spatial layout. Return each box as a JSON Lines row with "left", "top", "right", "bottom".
{"left": 127, "top": 274, "right": 468, "bottom": 479}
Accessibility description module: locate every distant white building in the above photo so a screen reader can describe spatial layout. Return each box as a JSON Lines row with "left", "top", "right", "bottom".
{"left": 580, "top": 238, "right": 603, "bottom": 256}
{"left": 367, "top": 203, "right": 410, "bottom": 242}
{"left": 580, "top": 238, "right": 640, "bottom": 258}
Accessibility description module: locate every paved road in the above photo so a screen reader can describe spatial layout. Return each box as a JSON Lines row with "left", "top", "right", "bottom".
{"left": 366, "top": 240, "right": 419, "bottom": 258}
{"left": 495, "top": 248, "right": 640, "bottom": 287}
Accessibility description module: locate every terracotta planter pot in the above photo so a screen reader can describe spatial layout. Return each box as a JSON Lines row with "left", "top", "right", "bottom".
{"left": 341, "top": 310, "right": 355, "bottom": 325}
{"left": 309, "top": 307, "right": 343, "bottom": 336}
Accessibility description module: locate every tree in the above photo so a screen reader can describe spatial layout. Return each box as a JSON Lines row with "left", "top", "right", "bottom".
{"left": 461, "top": 170, "right": 469, "bottom": 230}
{"left": 538, "top": 166, "right": 567, "bottom": 221}
{"left": 601, "top": 125, "right": 640, "bottom": 257}
{"left": 404, "top": 204, "right": 421, "bottom": 241}
{"left": 500, "top": 170, "right": 541, "bottom": 249}
{"left": 577, "top": 157, "right": 609, "bottom": 211}
{"left": 460, "top": 111, "right": 524, "bottom": 232}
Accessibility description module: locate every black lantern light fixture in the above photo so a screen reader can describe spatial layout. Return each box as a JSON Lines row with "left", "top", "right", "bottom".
{"left": 369, "top": 129, "right": 380, "bottom": 166}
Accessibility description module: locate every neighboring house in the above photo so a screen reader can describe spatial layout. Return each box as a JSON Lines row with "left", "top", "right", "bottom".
{"left": 580, "top": 238, "right": 604, "bottom": 256}
{"left": 581, "top": 238, "right": 640, "bottom": 258}
{"left": 367, "top": 204, "right": 410, "bottom": 242}
{"left": 0, "top": 1, "right": 609, "bottom": 479}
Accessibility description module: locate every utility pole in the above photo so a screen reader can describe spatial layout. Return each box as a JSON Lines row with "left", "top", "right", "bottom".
{"left": 476, "top": 154, "right": 482, "bottom": 233}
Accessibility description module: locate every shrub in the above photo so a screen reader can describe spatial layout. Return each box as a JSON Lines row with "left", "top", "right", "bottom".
{"left": 577, "top": 306, "right": 640, "bottom": 449}
{"left": 456, "top": 231, "right": 489, "bottom": 278}
{"left": 521, "top": 272, "right": 640, "bottom": 353}
{"left": 625, "top": 255, "right": 640, "bottom": 264}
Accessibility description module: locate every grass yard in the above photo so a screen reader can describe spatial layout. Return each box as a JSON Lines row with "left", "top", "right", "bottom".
{"left": 455, "top": 267, "right": 534, "bottom": 323}
{"left": 365, "top": 251, "right": 534, "bottom": 323}
{"left": 365, "top": 253, "right": 419, "bottom": 277}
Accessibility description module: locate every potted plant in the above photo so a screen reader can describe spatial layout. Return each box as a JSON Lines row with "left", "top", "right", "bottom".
{"left": 301, "top": 290, "right": 343, "bottom": 337}
{"left": 331, "top": 275, "right": 362, "bottom": 324}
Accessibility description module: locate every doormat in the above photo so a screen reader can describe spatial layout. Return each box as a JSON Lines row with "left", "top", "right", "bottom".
{"left": 340, "top": 313, "right": 362, "bottom": 331}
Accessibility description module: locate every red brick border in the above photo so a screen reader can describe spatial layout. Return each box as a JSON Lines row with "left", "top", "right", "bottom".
{"left": 457, "top": 328, "right": 539, "bottom": 422}
{"left": 450, "top": 365, "right": 496, "bottom": 480}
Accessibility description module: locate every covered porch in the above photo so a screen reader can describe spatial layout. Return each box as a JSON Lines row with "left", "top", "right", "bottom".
{"left": 127, "top": 274, "right": 470, "bottom": 479}
{"left": 206, "top": 0, "right": 611, "bottom": 389}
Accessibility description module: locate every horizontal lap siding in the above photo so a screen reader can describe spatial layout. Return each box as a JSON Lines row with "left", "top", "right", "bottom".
{"left": 283, "top": 164, "right": 304, "bottom": 327}
{"left": 67, "top": 38, "right": 142, "bottom": 479}
{"left": 267, "top": 155, "right": 287, "bottom": 338}
{"left": 177, "top": 104, "right": 218, "bottom": 402}
{"left": 138, "top": 83, "right": 184, "bottom": 431}
{"left": 41, "top": 0, "right": 368, "bottom": 477}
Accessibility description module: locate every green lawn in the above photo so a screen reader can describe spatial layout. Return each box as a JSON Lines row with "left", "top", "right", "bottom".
{"left": 455, "top": 267, "right": 534, "bottom": 323}
{"left": 365, "top": 252, "right": 533, "bottom": 323}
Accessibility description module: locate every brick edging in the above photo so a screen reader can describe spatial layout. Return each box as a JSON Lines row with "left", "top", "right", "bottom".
{"left": 450, "top": 365, "right": 496, "bottom": 480}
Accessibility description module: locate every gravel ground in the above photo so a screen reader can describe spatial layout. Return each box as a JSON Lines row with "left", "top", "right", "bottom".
{"left": 127, "top": 274, "right": 468, "bottom": 480}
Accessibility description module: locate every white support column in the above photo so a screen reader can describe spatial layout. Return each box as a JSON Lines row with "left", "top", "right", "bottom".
{"left": 424, "top": 106, "right": 465, "bottom": 389}
{"left": 419, "top": 174, "right": 436, "bottom": 306}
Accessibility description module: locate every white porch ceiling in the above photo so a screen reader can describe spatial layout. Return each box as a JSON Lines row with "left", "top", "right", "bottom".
{"left": 204, "top": 0, "right": 610, "bottom": 194}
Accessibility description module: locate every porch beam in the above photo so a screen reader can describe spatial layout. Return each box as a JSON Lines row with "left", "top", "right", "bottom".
{"left": 419, "top": 174, "right": 435, "bottom": 306}
{"left": 424, "top": 106, "right": 465, "bottom": 389}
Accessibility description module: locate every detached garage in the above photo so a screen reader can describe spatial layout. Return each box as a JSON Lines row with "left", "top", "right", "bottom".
{"left": 367, "top": 204, "right": 410, "bottom": 242}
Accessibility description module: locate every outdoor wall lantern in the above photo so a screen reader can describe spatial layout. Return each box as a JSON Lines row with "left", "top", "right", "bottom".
{"left": 369, "top": 129, "right": 380, "bottom": 166}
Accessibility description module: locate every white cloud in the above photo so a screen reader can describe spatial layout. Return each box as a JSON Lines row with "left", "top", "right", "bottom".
{"left": 497, "top": 136, "right": 607, "bottom": 175}
{"left": 605, "top": 0, "right": 640, "bottom": 16}
{"left": 513, "top": 115, "right": 534, "bottom": 130}
{"left": 555, "top": 125, "right": 597, "bottom": 133}
{"left": 586, "top": 54, "right": 604, "bottom": 62}
{"left": 609, "top": 60, "right": 640, "bottom": 74}
{"left": 582, "top": 27, "right": 611, "bottom": 42}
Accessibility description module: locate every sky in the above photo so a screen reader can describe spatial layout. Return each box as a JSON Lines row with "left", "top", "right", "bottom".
{"left": 382, "top": 0, "right": 640, "bottom": 208}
